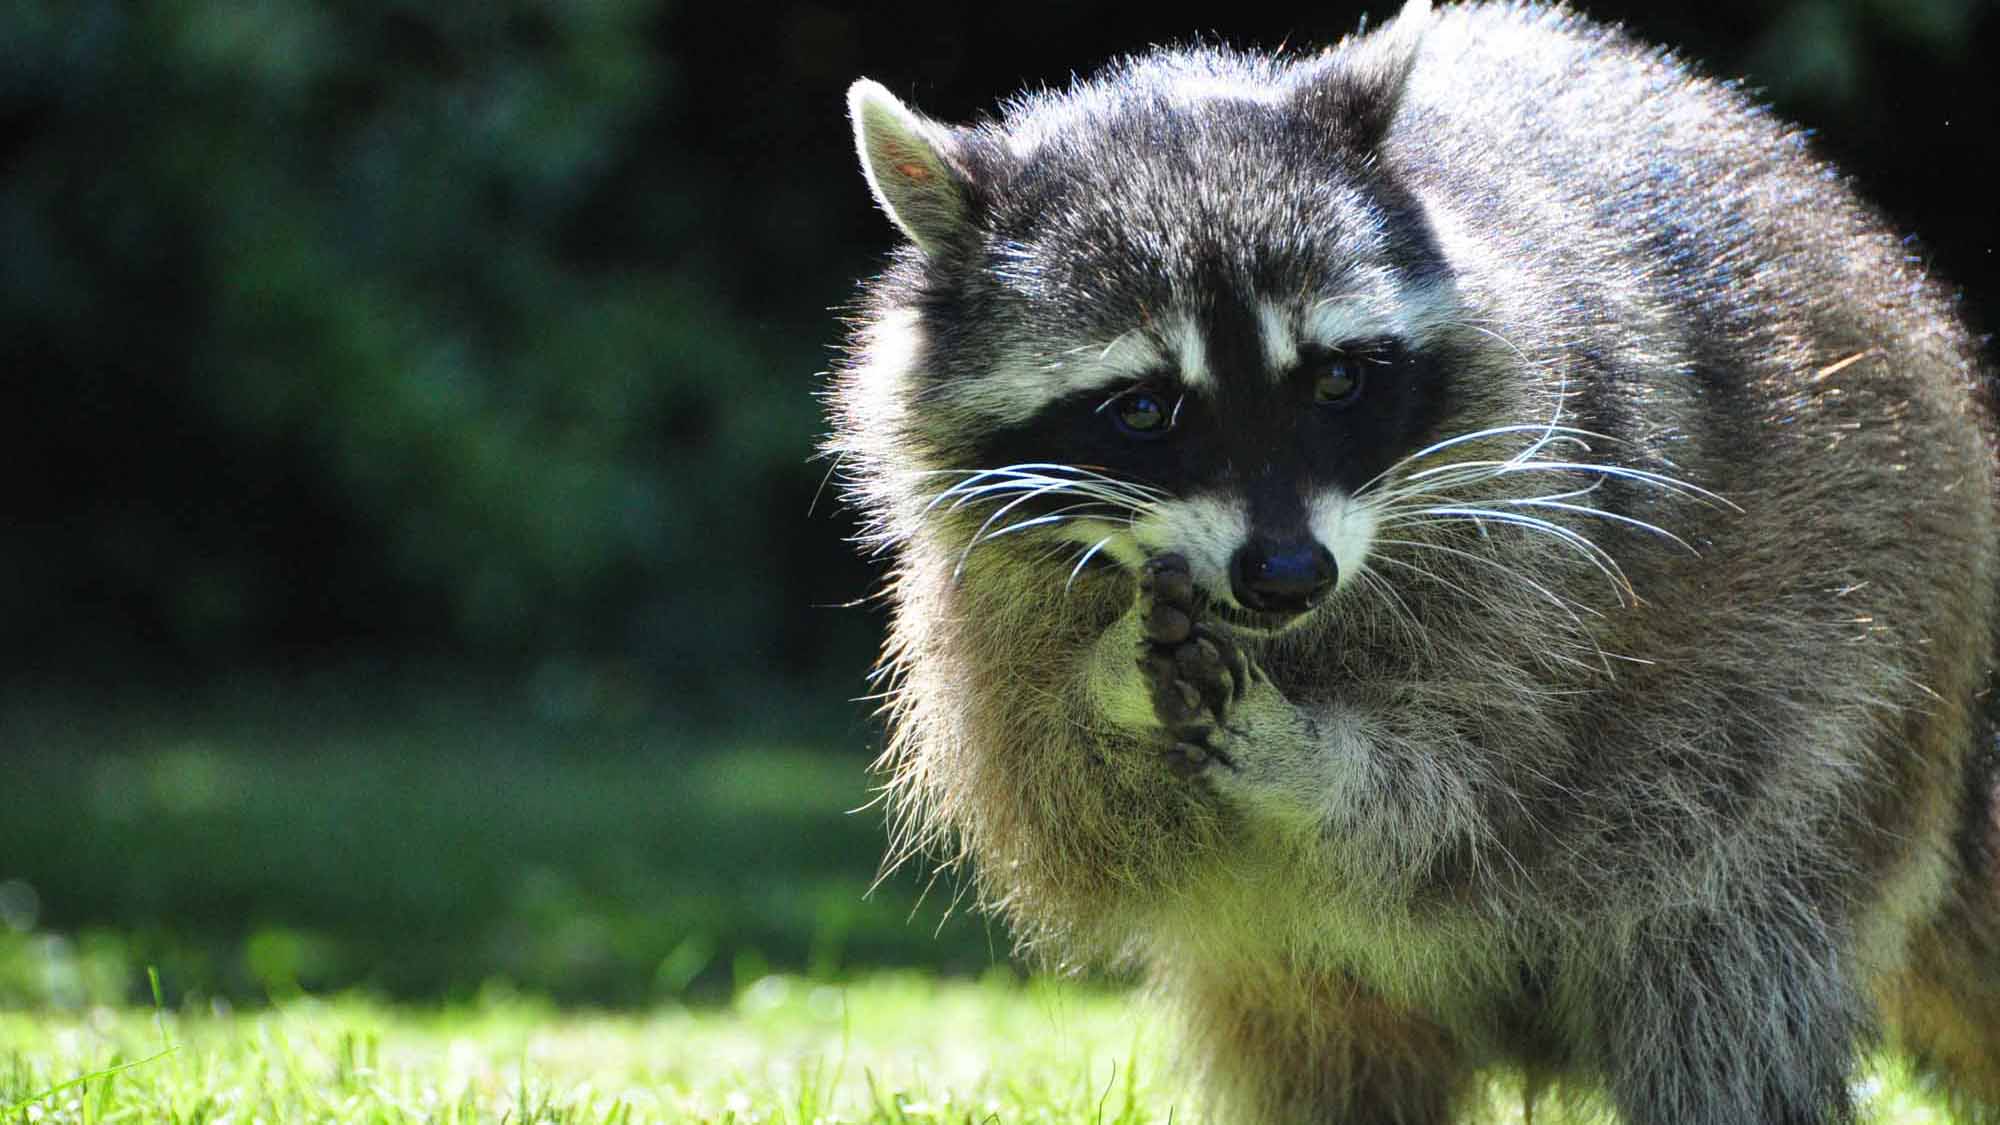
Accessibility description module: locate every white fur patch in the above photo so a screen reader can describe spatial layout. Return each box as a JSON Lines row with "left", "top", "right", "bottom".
{"left": 848, "top": 307, "right": 922, "bottom": 427}
{"left": 947, "top": 335, "right": 1161, "bottom": 425}
{"left": 858, "top": 307, "right": 922, "bottom": 380}
{"left": 1096, "top": 328, "right": 1156, "bottom": 372}
{"left": 1301, "top": 275, "right": 1458, "bottom": 348}
{"left": 937, "top": 311, "right": 1224, "bottom": 426}
{"left": 1308, "top": 489, "right": 1376, "bottom": 593}
{"left": 1170, "top": 314, "right": 1212, "bottom": 390}
{"left": 1257, "top": 299, "right": 1297, "bottom": 374}
{"left": 1128, "top": 494, "right": 1247, "bottom": 597}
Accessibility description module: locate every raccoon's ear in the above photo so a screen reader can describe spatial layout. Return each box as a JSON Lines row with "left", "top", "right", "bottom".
{"left": 848, "top": 79, "right": 974, "bottom": 256}
{"left": 1300, "top": 0, "right": 1432, "bottom": 151}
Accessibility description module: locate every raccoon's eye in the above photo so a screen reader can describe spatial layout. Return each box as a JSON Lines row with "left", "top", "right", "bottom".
{"left": 1107, "top": 388, "right": 1176, "bottom": 439}
{"left": 1314, "top": 359, "right": 1364, "bottom": 407}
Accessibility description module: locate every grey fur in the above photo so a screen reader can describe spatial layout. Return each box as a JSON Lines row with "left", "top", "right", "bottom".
{"left": 828, "top": 3, "right": 2000, "bottom": 1122}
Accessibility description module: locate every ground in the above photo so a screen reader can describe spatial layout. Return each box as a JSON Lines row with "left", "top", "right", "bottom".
{"left": 3, "top": 974, "right": 1168, "bottom": 1124}
{"left": 0, "top": 975, "right": 1967, "bottom": 1124}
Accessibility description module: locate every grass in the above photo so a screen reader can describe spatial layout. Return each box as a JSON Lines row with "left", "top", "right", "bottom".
{"left": 0, "top": 974, "right": 1972, "bottom": 1124}
{"left": 1, "top": 974, "right": 1174, "bottom": 1124}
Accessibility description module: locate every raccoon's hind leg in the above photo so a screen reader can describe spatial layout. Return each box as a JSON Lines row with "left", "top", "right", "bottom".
{"left": 1174, "top": 965, "right": 1471, "bottom": 1125}
{"left": 1565, "top": 910, "right": 1866, "bottom": 1125}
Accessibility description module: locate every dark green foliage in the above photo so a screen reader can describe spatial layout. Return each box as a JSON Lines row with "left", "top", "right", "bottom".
{"left": 0, "top": 0, "right": 876, "bottom": 717}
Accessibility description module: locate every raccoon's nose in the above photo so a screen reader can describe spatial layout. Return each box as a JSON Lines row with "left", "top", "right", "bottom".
{"left": 1230, "top": 539, "right": 1338, "bottom": 615}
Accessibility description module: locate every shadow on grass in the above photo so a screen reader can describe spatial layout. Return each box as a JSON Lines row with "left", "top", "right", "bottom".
{"left": 0, "top": 685, "right": 1007, "bottom": 1008}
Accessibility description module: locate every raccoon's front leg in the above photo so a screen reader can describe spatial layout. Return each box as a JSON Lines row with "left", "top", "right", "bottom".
{"left": 1136, "top": 553, "right": 1262, "bottom": 776}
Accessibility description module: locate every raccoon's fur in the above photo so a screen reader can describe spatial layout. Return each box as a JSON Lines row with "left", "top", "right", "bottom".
{"left": 827, "top": 2, "right": 2000, "bottom": 1121}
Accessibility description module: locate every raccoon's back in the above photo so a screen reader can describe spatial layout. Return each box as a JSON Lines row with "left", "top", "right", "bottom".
{"left": 1389, "top": 3, "right": 1994, "bottom": 592}
{"left": 1395, "top": 5, "right": 1985, "bottom": 412}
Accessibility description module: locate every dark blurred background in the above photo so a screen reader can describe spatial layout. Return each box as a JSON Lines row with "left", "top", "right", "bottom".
{"left": 2, "top": 0, "right": 1993, "bottom": 1008}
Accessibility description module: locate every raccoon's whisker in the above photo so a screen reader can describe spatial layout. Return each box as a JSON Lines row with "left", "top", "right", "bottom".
{"left": 923, "top": 464, "right": 1165, "bottom": 515}
{"left": 1065, "top": 534, "right": 1120, "bottom": 592}
{"left": 1062, "top": 481, "right": 1162, "bottom": 511}
{"left": 1508, "top": 427, "right": 1591, "bottom": 471}
{"left": 1369, "top": 542, "right": 1590, "bottom": 629}
{"left": 1370, "top": 457, "right": 1718, "bottom": 549}
{"left": 1378, "top": 480, "right": 1606, "bottom": 515}
{"left": 936, "top": 478, "right": 1152, "bottom": 515}
{"left": 1390, "top": 506, "right": 1632, "bottom": 597}
{"left": 961, "top": 493, "right": 1098, "bottom": 554}
{"left": 1022, "top": 533, "right": 1087, "bottom": 572}
{"left": 955, "top": 496, "right": 1137, "bottom": 581}
{"left": 1381, "top": 505, "right": 1628, "bottom": 598}
{"left": 1406, "top": 459, "right": 1734, "bottom": 508}
{"left": 1541, "top": 462, "right": 1735, "bottom": 509}
{"left": 1370, "top": 443, "right": 1723, "bottom": 573}
{"left": 929, "top": 473, "right": 1078, "bottom": 510}
{"left": 1448, "top": 318, "right": 1537, "bottom": 368}
{"left": 1374, "top": 476, "right": 1598, "bottom": 514}
{"left": 1373, "top": 548, "right": 1609, "bottom": 678}
{"left": 1510, "top": 480, "right": 1606, "bottom": 505}
{"left": 808, "top": 449, "right": 846, "bottom": 518}
{"left": 999, "top": 462, "right": 1170, "bottom": 497}
{"left": 940, "top": 474, "right": 1056, "bottom": 510}
{"left": 976, "top": 507, "right": 1108, "bottom": 545}
{"left": 1364, "top": 473, "right": 1571, "bottom": 513}
{"left": 1366, "top": 439, "right": 1597, "bottom": 501}
{"left": 1494, "top": 498, "right": 1699, "bottom": 554}
{"left": 1352, "top": 424, "right": 1607, "bottom": 498}
{"left": 1398, "top": 458, "right": 1578, "bottom": 490}
{"left": 952, "top": 483, "right": 1086, "bottom": 576}
{"left": 1352, "top": 567, "right": 1435, "bottom": 664}
{"left": 915, "top": 462, "right": 1168, "bottom": 493}
{"left": 1370, "top": 539, "right": 1555, "bottom": 615}
{"left": 929, "top": 476, "right": 1156, "bottom": 519}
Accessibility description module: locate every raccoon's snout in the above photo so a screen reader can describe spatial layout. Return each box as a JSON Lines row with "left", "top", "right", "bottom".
{"left": 1230, "top": 538, "right": 1338, "bottom": 616}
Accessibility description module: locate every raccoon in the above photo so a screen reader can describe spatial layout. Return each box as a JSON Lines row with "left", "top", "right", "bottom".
{"left": 827, "top": 2, "right": 2000, "bottom": 1121}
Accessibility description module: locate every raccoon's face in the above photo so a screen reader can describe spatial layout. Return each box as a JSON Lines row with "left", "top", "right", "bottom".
{"left": 964, "top": 294, "right": 1460, "bottom": 632}
{"left": 842, "top": 44, "right": 1482, "bottom": 631}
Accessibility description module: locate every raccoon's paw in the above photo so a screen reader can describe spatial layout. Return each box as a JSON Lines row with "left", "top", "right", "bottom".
{"left": 1138, "top": 553, "right": 1261, "bottom": 777}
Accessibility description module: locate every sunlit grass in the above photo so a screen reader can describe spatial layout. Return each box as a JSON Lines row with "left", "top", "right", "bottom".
{"left": 1, "top": 974, "right": 1173, "bottom": 1124}
{"left": 0, "top": 974, "right": 1970, "bottom": 1124}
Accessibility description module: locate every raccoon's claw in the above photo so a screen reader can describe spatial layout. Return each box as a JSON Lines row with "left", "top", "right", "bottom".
{"left": 1139, "top": 553, "right": 1259, "bottom": 771}
{"left": 1166, "top": 734, "right": 1236, "bottom": 778}
{"left": 1139, "top": 555, "right": 1196, "bottom": 611}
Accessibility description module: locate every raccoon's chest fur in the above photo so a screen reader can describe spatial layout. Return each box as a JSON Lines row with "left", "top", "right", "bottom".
{"left": 832, "top": 1, "right": 2000, "bottom": 1121}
